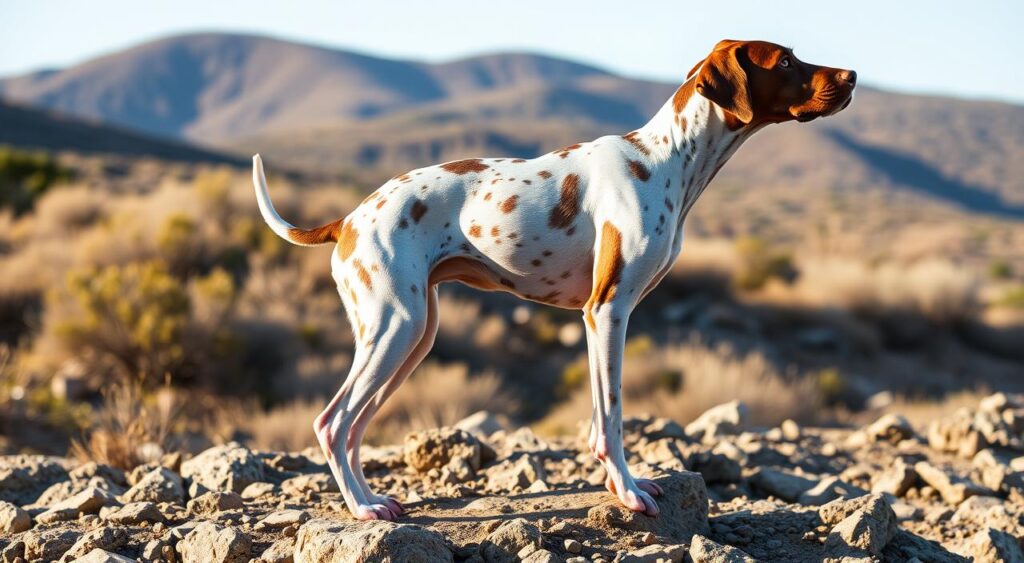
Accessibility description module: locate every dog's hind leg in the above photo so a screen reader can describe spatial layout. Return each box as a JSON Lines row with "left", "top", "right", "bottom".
{"left": 314, "top": 276, "right": 427, "bottom": 521}
{"left": 345, "top": 284, "right": 439, "bottom": 515}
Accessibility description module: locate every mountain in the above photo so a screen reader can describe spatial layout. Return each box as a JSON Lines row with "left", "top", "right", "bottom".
{"left": 0, "top": 100, "right": 242, "bottom": 164}
{"left": 2, "top": 32, "right": 1022, "bottom": 220}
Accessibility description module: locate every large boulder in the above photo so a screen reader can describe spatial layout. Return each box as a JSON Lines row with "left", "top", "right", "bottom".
{"left": 404, "top": 427, "right": 484, "bottom": 474}
{"left": 180, "top": 443, "right": 265, "bottom": 493}
{"left": 294, "top": 518, "right": 453, "bottom": 563}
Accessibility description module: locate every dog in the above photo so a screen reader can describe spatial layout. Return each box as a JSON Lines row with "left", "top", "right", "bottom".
{"left": 253, "top": 39, "right": 856, "bottom": 520}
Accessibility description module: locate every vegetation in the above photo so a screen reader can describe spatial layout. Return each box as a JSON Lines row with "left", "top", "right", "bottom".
{"left": 0, "top": 145, "right": 70, "bottom": 215}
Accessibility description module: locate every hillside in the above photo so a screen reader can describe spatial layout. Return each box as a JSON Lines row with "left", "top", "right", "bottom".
{"left": 0, "top": 100, "right": 242, "bottom": 165}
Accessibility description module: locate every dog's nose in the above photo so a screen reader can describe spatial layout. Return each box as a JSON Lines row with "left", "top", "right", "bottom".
{"left": 837, "top": 69, "right": 857, "bottom": 86}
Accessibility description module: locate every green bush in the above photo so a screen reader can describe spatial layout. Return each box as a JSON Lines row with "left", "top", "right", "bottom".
{"left": 733, "top": 236, "right": 795, "bottom": 291}
{"left": 0, "top": 145, "right": 70, "bottom": 214}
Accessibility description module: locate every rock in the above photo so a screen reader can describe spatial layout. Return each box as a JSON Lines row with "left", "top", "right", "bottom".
{"left": 798, "top": 476, "right": 867, "bottom": 505}
{"left": 35, "top": 506, "right": 79, "bottom": 524}
{"left": 0, "top": 455, "right": 69, "bottom": 505}
{"left": 260, "top": 537, "right": 296, "bottom": 563}
{"left": 691, "top": 452, "right": 742, "bottom": 484}
{"left": 563, "top": 538, "right": 581, "bottom": 554}
{"left": 748, "top": 468, "right": 817, "bottom": 502}
{"left": 871, "top": 458, "right": 917, "bottom": 497}
{"left": 480, "top": 518, "right": 542, "bottom": 562}
{"left": 781, "top": 419, "right": 802, "bottom": 441}
{"left": 914, "top": 461, "right": 989, "bottom": 505}
{"left": 689, "top": 534, "right": 755, "bottom": 562}
{"left": 685, "top": 401, "right": 748, "bottom": 442}
{"left": 103, "top": 501, "right": 165, "bottom": 525}
{"left": 22, "top": 527, "right": 81, "bottom": 561}
{"left": 521, "top": 549, "right": 561, "bottom": 563}
{"left": 956, "top": 527, "right": 1024, "bottom": 563}
{"left": 141, "top": 539, "right": 165, "bottom": 562}
{"left": 241, "top": 481, "right": 276, "bottom": 499}
{"left": 0, "top": 500, "right": 31, "bottom": 534}
{"left": 864, "top": 414, "right": 915, "bottom": 444}
{"left": 928, "top": 408, "right": 986, "bottom": 458}
{"left": 120, "top": 467, "right": 184, "bottom": 504}
{"left": 294, "top": 518, "right": 452, "bottom": 563}
{"left": 487, "top": 455, "right": 546, "bottom": 490}
{"left": 638, "top": 417, "right": 688, "bottom": 441}
{"left": 638, "top": 439, "right": 687, "bottom": 466}
{"left": 62, "top": 527, "right": 129, "bottom": 560}
{"left": 187, "top": 491, "right": 244, "bottom": 514}
{"left": 454, "top": 410, "right": 509, "bottom": 438}
{"left": 257, "top": 509, "right": 311, "bottom": 530}
{"left": 823, "top": 495, "right": 897, "bottom": 556}
{"left": 586, "top": 470, "right": 710, "bottom": 542}
{"left": 69, "top": 463, "right": 126, "bottom": 487}
{"left": 176, "top": 521, "right": 251, "bottom": 563}
{"left": 404, "top": 427, "right": 483, "bottom": 474}
{"left": 54, "top": 485, "right": 118, "bottom": 514}
{"left": 180, "top": 443, "right": 265, "bottom": 493}
{"left": 281, "top": 473, "right": 338, "bottom": 496}
{"left": 620, "top": 544, "right": 687, "bottom": 562}
{"left": 74, "top": 548, "right": 135, "bottom": 563}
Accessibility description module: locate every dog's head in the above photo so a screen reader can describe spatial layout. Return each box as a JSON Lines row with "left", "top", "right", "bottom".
{"left": 688, "top": 39, "right": 856, "bottom": 126}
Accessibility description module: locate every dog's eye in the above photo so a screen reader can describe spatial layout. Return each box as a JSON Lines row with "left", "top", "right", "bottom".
{"left": 779, "top": 57, "right": 791, "bottom": 69}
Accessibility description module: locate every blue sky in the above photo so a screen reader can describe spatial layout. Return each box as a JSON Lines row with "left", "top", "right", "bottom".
{"left": 2, "top": 0, "right": 1022, "bottom": 104}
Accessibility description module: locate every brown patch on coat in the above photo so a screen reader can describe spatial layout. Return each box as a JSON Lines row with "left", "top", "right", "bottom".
{"left": 441, "top": 158, "right": 490, "bottom": 174}
{"left": 491, "top": 226, "right": 501, "bottom": 237}
{"left": 376, "top": 198, "right": 387, "bottom": 210}
{"left": 410, "top": 200, "right": 428, "bottom": 223}
{"left": 672, "top": 80, "right": 696, "bottom": 114}
{"left": 584, "top": 222, "right": 624, "bottom": 329}
{"left": 511, "top": 159, "right": 527, "bottom": 163}
{"left": 287, "top": 218, "right": 343, "bottom": 246}
{"left": 337, "top": 221, "right": 359, "bottom": 261}
{"left": 484, "top": 192, "right": 493, "bottom": 200}
{"left": 628, "top": 160, "right": 650, "bottom": 182}
{"left": 499, "top": 195, "right": 519, "bottom": 213}
{"left": 468, "top": 225, "right": 482, "bottom": 238}
{"left": 549, "top": 173, "right": 581, "bottom": 229}
{"left": 554, "top": 143, "right": 582, "bottom": 158}
{"left": 537, "top": 170, "right": 553, "bottom": 179}
{"left": 622, "top": 131, "right": 650, "bottom": 156}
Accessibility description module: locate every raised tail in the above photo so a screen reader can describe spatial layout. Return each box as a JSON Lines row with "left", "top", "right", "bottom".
{"left": 252, "top": 154, "right": 342, "bottom": 246}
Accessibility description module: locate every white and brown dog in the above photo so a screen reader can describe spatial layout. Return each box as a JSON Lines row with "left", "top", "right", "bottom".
{"left": 253, "top": 39, "right": 856, "bottom": 520}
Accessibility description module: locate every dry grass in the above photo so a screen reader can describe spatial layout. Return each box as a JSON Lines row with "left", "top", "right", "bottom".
{"left": 538, "top": 336, "right": 821, "bottom": 436}
{"left": 70, "top": 380, "right": 180, "bottom": 469}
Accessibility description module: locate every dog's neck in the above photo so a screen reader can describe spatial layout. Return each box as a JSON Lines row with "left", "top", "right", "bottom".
{"left": 634, "top": 78, "right": 761, "bottom": 216}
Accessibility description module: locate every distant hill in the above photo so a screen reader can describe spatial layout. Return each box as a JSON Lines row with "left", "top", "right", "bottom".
{"left": 0, "top": 100, "right": 242, "bottom": 164}
{"left": 2, "top": 32, "right": 1022, "bottom": 219}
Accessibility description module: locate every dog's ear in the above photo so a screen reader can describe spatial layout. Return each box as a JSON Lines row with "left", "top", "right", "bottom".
{"left": 695, "top": 42, "right": 754, "bottom": 124}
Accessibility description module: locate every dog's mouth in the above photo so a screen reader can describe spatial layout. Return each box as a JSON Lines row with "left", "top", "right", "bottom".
{"left": 792, "top": 90, "right": 854, "bottom": 122}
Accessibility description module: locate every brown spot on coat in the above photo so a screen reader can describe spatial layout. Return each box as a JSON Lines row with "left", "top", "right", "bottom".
{"left": 410, "top": 200, "right": 428, "bottom": 223}
{"left": 511, "top": 159, "right": 527, "bottom": 163}
{"left": 441, "top": 158, "right": 489, "bottom": 174}
{"left": 622, "top": 131, "right": 650, "bottom": 156}
{"left": 499, "top": 195, "right": 519, "bottom": 213}
{"left": 376, "top": 198, "right": 387, "bottom": 209}
{"left": 354, "top": 259, "right": 373, "bottom": 290}
{"left": 672, "top": 80, "right": 695, "bottom": 115}
{"left": 537, "top": 170, "right": 552, "bottom": 179}
{"left": 468, "top": 225, "right": 482, "bottom": 238}
{"left": 628, "top": 160, "right": 650, "bottom": 182}
{"left": 549, "top": 173, "right": 581, "bottom": 229}
{"left": 491, "top": 226, "right": 501, "bottom": 237}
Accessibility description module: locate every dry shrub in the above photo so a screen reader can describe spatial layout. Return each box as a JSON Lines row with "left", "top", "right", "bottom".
{"left": 784, "top": 256, "right": 980, "bottom": 325}
{"left": 31, "top": 185, "right": 109, "bottom": 237}
{"left": 70, "top": 380, "right": 179, "bottom": 469}
{"left": 539, "top": 337, "right": 821, "bottom": 436}
{"left": 237, "top": 398, "right": 322, "bottom": 452}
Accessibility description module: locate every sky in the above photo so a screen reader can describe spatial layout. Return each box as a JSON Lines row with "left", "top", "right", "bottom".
{"left": 1, "top": 0, "right": 1022, "bottom": 104}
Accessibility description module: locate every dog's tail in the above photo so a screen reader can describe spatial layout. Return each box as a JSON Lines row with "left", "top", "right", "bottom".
{"left": 252, "top": 154, "right": 342, "bottom": 246}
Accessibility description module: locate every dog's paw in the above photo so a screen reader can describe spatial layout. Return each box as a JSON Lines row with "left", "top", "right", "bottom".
{"left": 353, "top": 503, "right": 399, "bottom": 521}
{"left": 371, "top": 495, "right": 405, "bottom": 516}
{"left": 635, "top": 478, "right": 664, "bottom": 497}
{"left": 618, "top": 485, "right": 660, "bottom": 517}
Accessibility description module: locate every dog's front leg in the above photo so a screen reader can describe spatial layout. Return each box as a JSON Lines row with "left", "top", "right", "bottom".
{"left": 585, "top": 299, "right": 662, "bottom": 516}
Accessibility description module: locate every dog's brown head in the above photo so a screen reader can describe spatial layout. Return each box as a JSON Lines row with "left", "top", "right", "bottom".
{"left": 688, "top": 39, "right": 856, "bottom": 126}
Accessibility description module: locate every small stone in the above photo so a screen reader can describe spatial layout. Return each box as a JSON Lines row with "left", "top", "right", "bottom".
{"left": 871, "top": 458, "right": 917, "bottom": 497}
{"left": 258, "top": 509, "right": 311, "bottom": 530}
{"left": 822, "top": 494, "right": 897, "bottom": 556}
{"left": 104, "top": 501, "right": 165, "bottom": 525}
{"left": 565, "top": 539, "right": 582, "bottom": 554}
{"left": 781, "top": 419, "right": 801, "bottom": 441}
{"left": 22, "top": 527, "right": 81, "bottom": 561}
{"left": 62, "top": 527, "right": 129, "bottom": 561}
{"left": 685, "top": 401, "right": 748, "bottom": 442}
{"left": 481, "top": 518, "right": 542, "bottom": 563}
{"left": 864, "top": 414, "right": 915, "bottom": 444}
{"left": 177, "top": 521, "right": 251, "bottom": 563}
{"left": 187, "top": 491, "right": 244, "bottom": 514}
{"left": 689, "top": 534, "right": 755, "bottom": 562}
{"left": 749, "top": 468, "right": 817, "bottom": 502}
{"left": 241, "top": 482, "right": 275, "bottom": 499}
{"left": 404, "top": 427, "right": 483, "bottom": 474}
{"left": 260, "top": 537, "right": 296, "bottom": 563}
{"left": 294, "top": 518, "right": 452, "bottom": 562}
{"left": 798, "top": 476, "right": 867, "bottom": 505}
{"left": 120, "top": 467, "right": 185, "bottom": 504}
{"left": 454, "top": 410, "right": 508, "bottom": 438}
{"left": 180, "top": 443, "right": 265, "bottom": 493}
{"left": 522, "top": 548, "right": 561, "bottom": 563}
{"left": 74, "top": 548, "right": 135, "bottom": 563}
{"left": 956, "top": 527, "right": 1024, "bottom": 562}
{"left": 914, "top": 461, "right": 989, "bottom": 505}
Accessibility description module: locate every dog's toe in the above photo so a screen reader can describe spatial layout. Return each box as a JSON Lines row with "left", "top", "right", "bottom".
{"left": 377, "top": 496, "right": 405, "bottom": 516}
{"left": 635, "top": 478, "right": 663, "bottom": 497}
{"left": 354, "top": 503, "right": 397, "bottom": 521}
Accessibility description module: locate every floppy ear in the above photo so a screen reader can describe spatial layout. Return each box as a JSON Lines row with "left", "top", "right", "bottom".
{"left": 695, "top": 44, "right": 754, "bottom": 124}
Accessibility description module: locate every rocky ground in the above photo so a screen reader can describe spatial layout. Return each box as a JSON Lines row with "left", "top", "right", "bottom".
{"left": 4, "top": 394, "right": 1024, "bottom": 562}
